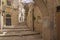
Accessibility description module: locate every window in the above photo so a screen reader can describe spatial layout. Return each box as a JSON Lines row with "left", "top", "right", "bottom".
{"left": 7, "top": 0, "right": 11, "bottom": 6}
{"left": 57, "top": 6, "right": 60, "bottom": 12}
{"left": 6, "top": 14, "right": 11, "bottom": 17}
{"left": 6, "top": 14, "right": 11, "bottom": 26}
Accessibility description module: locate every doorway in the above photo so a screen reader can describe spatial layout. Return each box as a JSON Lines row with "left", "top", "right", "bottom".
{"left": 6, "top": 14, "right": 11, "bottom": 26}
{"left": 56, "top": 6, "right": 60, "bottom": 40}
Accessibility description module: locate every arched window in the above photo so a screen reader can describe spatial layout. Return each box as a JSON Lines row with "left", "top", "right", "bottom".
{"left": 6, "top": 14, "right": 11, "bottom": 17}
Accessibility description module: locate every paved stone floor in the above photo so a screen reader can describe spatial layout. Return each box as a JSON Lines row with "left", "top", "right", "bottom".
{"left": 0, "top": 25, "right": 42, "bottom": 40}
{"left": 0, "top": 34, "right": 42, "bottom": 40}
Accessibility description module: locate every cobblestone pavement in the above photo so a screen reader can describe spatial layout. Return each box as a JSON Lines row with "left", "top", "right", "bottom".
{"left": 0, "top": 25, "right": 42, "bottom": 40}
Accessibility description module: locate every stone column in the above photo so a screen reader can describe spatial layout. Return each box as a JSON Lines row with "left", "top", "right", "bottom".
{"left": 46, "top": 0, "right": 57, "bottom": 40}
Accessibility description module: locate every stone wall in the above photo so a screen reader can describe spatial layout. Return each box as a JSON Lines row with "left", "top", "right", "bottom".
{"left": 34, "top": 0, "right": 50, "bottom": 40}
{"left": 2, "top": 0, "right": 19, "bottom": 27}
{"left": 25, "top": 0, "right": 57, "bottom": 40}
{"left": 34, "top": 5, "right": 43, "bottom": 33}
{"left": 3, "top": 7, "right": 19, "bottom": 27}
{"left": 26, "top": 3, "right": 34, "bottom": 30}
{"left": 34, "top": 0, "right": 57, "bottom": 40}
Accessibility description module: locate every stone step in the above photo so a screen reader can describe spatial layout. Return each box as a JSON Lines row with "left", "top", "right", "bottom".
{"left": 3, "top": 26, "right": 28, "bottom": 29}
{"left": 0, "top": 31, "right": 40, "bottom": 37}
{"left": 1, "top": 25, "right": 27, "bottom": 29}
{"left": 2, "top": 29, "right": 31, "bottom": 32}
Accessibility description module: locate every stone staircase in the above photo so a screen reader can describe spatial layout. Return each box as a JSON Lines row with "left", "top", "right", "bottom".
{"left": 2, "top": 24, "right": 30, "bottom": 32}
{"left": 0, "top": 24, "right": 40, "bottom": 37}
{"left": 0, "top": 31, "right": 40, "bottom": 37}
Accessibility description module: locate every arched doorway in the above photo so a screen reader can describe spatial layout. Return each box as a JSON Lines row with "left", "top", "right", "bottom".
{"left": 6, "top": 14, "right": 11, "bottom": 26}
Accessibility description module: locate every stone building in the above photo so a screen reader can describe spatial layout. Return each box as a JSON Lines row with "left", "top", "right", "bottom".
{"left": 0, "top": 0, "right": 60, "bottom": 40}
{"left": 2, "top": 0, "right": 19, "bottom": 27}
{"left": 27, "top": 0, "right": 60, "bottom": 40}
{"left": 26, "top": 0, "right": 60, "bottom": 40}
{"left": 19, "top": 0, "right": 25, "bottom": 23}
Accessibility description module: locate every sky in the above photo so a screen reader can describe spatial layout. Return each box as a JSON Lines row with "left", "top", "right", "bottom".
{"left": 22, "top": 0, "right": 34, "bottom": 3}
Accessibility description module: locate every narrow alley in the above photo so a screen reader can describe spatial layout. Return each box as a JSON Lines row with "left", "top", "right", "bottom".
{"left": 0, "top": 0, "right": 59, "bottom": 40}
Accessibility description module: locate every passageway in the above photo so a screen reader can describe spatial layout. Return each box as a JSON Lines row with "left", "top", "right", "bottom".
{"left": 0, "top": 0, "right": 42, "bottom": 40}
{"left": 0, "top": 0, "right": 58, "bottom": 40}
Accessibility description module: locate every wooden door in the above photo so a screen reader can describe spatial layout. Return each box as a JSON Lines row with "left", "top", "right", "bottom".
{"left": 56, "top": 6, "right": 60, "bottom": 40}
{"left": 56, "top": 12, "right": 60, "bottom": 40}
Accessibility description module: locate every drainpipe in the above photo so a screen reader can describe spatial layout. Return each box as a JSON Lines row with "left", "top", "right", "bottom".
{"left": 32, "top": 6, "right": 34, "bottom": 31}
